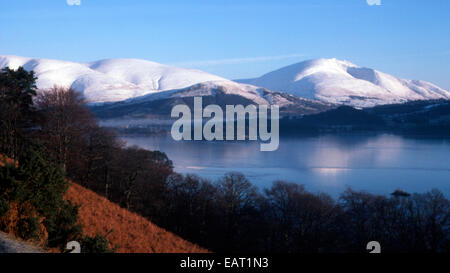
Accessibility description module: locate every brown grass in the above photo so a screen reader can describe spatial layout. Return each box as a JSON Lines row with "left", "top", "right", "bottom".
{"left": 66, "top": 183, "right": 209, "bottom": 253}
{"left": 1, "top": 154, "right": 204, "bottom": 253}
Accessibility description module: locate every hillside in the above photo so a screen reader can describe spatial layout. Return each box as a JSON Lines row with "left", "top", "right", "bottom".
{"left": 237, "top": 58, "right": 450, "bottom": 107}
{"left": 66, "top": 183, "right": 208, "bottom": 253}
{"left": 90, "top": 81, "right": 334, "bottom": 119}
{"left": 2, "top": 154, "right": 207, "bottom": 253}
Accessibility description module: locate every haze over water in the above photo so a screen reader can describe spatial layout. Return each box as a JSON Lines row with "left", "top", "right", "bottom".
{"left": 122, "top": 134, "right": 450, "bottom": 197}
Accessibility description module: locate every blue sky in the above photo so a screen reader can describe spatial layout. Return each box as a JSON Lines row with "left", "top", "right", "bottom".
{"left": 1, "top": 0, "right": 449, "bottom": 89}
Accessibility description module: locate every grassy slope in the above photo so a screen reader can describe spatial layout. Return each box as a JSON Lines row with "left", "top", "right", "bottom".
{"left": 66, "top": 183, "right": 209, "bottom": 253}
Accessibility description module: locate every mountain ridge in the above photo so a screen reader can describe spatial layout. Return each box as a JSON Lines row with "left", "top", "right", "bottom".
{"left": 1, "top": 55, "right": 449, "bottom": 108}
{"left": 0, "top": 55, "right": 227, "bottom": 103}
{"left": 236, "top": 58, "right": 450, "bottom": 107}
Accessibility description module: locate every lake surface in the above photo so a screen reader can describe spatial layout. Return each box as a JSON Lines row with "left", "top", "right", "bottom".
{"left": 121, "top": 134, "right": 450, "bottom": 197}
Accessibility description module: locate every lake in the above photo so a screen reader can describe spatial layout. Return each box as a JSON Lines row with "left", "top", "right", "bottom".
{"left": 121, "top": 134, "right": 450, "bottom": 197}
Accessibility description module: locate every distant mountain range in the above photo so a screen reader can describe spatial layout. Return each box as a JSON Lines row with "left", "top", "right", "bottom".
{"left": 1, "top": 55, "right": 449, "bottom": 115}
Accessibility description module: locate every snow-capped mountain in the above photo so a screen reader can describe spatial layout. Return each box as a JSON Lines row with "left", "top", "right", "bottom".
{"left": 237, "top": 58, "right": 450, "bottom": 107}
{"left": 2, "top": 55, "right": 448, "bottom": 109}
{"left": 0, "top": 55, "right": 227, "bottom": 103}
{"left": 0, "top": 55, "right": 332, "bottom": 117}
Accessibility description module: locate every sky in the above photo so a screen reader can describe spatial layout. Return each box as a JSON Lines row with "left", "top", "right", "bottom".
{"left": 0, "top": 0, "right": 449, "bottom": 89}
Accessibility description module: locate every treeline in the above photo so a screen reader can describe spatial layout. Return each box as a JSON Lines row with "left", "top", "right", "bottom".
{"left": 1, "top": 66, "right": 449, "bottom": 253}
{"left": 0, "top": 67, "right": 112, "bottom": 252}
{"left": 148, "top": 174, "right": 450, "bottom": 253}
{"left": 280, "top": 101, "right": 450, "bottom": 136}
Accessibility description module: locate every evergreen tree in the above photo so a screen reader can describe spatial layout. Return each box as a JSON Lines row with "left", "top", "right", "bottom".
{"left": 0, "top": 142, "right": 81, "bottom": 247}
{"left": 0, "top": 67, "right": 37, "bottom": 158}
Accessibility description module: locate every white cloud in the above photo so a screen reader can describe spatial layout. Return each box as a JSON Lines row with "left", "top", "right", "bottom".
{"left": 67, "top": 0, "right": 81, "bottom": 6}
{"left": 366, "top": 0, "right": 381, "bottom": 6}
{"left": 175, "top": 53, "right": 305, "bottom": 67}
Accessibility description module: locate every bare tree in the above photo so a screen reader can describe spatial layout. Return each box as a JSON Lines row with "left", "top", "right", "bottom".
{"left": 36, "top": 86, "right": 96, "bottom": 170}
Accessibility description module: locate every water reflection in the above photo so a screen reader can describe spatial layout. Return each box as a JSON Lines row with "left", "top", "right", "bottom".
{"left": 122, "top": 134, "right": 450, "bottom": 197}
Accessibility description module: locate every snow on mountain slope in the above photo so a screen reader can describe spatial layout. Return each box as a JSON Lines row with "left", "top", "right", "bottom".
{"left": 0, "top": 55, "right": 228, "bottom": 103}
{"left": 87, "top": 58, "right": 226, "bottom": 91}
{"left": 237, "top": 58, "right": 450, "bottom": 107}
{"left": 123, "top": 80, "right": 271, "bottom": 105}
{"left": 119, "top": 79, "right": 334, "bottom": 110}
{"left": 91, "top": 80, "right": 334, "bottom": 119}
